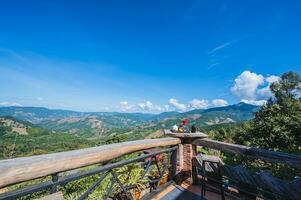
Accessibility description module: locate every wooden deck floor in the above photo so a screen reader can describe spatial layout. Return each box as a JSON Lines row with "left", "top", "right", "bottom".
{"left": 149, "top": 183, "right": 225, "bottom": 200}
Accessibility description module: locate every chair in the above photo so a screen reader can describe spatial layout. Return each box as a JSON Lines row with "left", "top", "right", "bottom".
{"left": 194, "top": 154, "right": 225, "bottom": 200}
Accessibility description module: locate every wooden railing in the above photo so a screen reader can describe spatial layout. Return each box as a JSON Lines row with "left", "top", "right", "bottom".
{"left": 194, "top": 138, "right": 301, "bottom": 168}
{"left": 193, "top": 138, "right": 301, "bottom": 199}
{"left": 1, "top": 132, "right": 301, "bottom": 200}
{"left": 0, "top": 137, "right": 180, "bottom": 199}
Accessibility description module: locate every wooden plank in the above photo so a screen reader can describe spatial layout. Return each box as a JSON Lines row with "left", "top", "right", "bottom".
{"left": 0, "top": 137, "right": 180, "bottom": 188}
{"left": 38, "top": 192, "right": 63, "bottom": 200}
{"left": 287, "top": 179, "right": 301, "bottom": 199}
{"left": 194, "top": 138, "right": 301, "bottom": 168}
{"left": 149, "top": 183, "right": 176, "bottom": 200}
{"left": 193, "top": 154, "right": 223, "bottom": 173}
{"left": 256, "top": 171, "right": 285, "bottom": 194}
{"left": 220, "top": 164, "right": 301, "bottom": 199}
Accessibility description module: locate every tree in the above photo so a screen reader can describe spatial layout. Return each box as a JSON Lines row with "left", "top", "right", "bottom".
{"left": 0, "top": 122, "right": 11, "bottom": 136}
{"left": 270, "top": 72, "right": 301, "bottom": 104}
{"left": 105, "top": 134, "right": 128, "bottom": 144}
{"left": 234, "top": 72, "right": 301, "bottom": 152}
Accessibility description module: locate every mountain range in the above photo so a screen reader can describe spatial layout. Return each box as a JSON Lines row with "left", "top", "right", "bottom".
{"left": 0, "top": 103, "right": 259, "bottom": 138}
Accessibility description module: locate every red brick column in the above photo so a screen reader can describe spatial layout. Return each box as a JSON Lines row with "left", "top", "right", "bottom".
{"left": 164, "top": 131, "right": 208, "bottom": 185}
{"left": 176, "top": 144, "right": 183, "bottom": 175}
{"left": 174, "top": 140, "right": 197, "bottom": 184}
{"left": 182, "top": 143, "right": 197, "bottom": 184}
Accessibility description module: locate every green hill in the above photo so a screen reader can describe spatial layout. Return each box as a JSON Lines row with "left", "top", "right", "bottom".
{"left": 146, "top": 103, "right": 258, "bottom": 129}
{"left": 0, "top": 116, "right": 96, "bottom": 159}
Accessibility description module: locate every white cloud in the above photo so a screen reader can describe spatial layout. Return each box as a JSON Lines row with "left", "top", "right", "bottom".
{"left": 119, "top": 101, "right": 170, "bottom": 113}
{"left": 153, "top": 105, "right": 166, "bottom": 112}
{"left": 120, "top": 101, "right": 128, "bottom": 106}
{"left": 212, "top": 99, "right": 228, "bottom": 107}
{"left": 257, "top": 75, "right": 280, "bottom": 98}
{"left": 231, "top": 71, "right": 281, "bottom": 106}
{"left": 266, "top": 75, "right": 280, "bottom": 84}
{"left": 208, "top": 62, "right": 220, "bottom": 69}
{"left": 36, "top": 97, "right": 44, "bottom": 101}
{"left": 168, "top": 98, "right": 211, "bottom": 111}
{"left": 169, "top": 98, "right": 187, "bottom": 111}
{"left": 0, "top": 102, "right": 22, "bottom": 107}
{"left": 138, "top": 101, "right": 153, "bottom": 111}
{"left": 231, "top": 70, "right": 264, "bottom": 100}
{"left": 162, "top": 105, "right": 170, "bottom": 112}
{"left": 119, "top": 101, "right": 134, "bottom": 112}
{"left": 256, "top": 87, "right": 271, "bottom": 98}
{"left": 138, "top": 101, "right": 171, "bottom": 113}
{"left": 208, "top": 39, "right": 239, "bottom": 54}
{"left": 241, "top": 99, "right": 267, "bottom": 106}
{"left": 188, "top": 99, "right": 209, "bottom": 109}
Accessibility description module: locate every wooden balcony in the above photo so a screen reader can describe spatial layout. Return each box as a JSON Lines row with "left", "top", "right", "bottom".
{"left": 0, "top": 131, "right": 300, "bottom": 200}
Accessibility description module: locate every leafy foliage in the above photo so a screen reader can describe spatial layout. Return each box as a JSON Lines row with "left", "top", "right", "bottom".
{"left": 0, "top": 121, "right": 12, "bottom": 136}
{"left": 235, "top": 72, "right": 301, "bottom": 152}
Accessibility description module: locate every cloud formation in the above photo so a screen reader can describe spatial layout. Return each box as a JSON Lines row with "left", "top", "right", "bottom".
{"left": 231, "top": 71, "right": 280, "bottom": 105}
{"left": 240, "top": 99, "right": 267, "bottom": 106}
{"left": 0, "top": 102, "right": 22, "bottom": 107}
{"left": 168, "top": 98, "right": 228, "bottom": 111}
{"left": 188, "top": 99, "right": 209, "bottom": 109}
{"left": 120, "top": 100, "right": 169, "bottom": 113}
{"left": 119, "top": 101, "right": 134, "bottom": 112}
{"left": 208, "top": 39, "right": 239, "bottom": 54}
{"left": 231, "top": 70, "right": 264, "bottom": 100}
{"left": 212, "top": 99, "right": 228, "bottom": 107}
{"left": 138, "top": 101, "right": 153, "bottom": 111}
{"left": 169, "top": 98, "right": 187, "bottom": 111}
{"left": 257, "top": 75, "right": 280, "bottom": 98}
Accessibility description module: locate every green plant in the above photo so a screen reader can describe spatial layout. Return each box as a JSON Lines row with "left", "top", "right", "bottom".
{"left": 115, "top": 163, "right": 149, "bottom": 191}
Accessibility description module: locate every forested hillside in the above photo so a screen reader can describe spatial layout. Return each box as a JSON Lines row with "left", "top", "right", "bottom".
{"left": 0, "top": 116, "right": 97, "bottom": 159}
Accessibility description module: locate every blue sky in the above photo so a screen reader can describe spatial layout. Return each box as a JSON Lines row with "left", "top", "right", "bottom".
{"left": 0, "top": 0, "right": 301, "bottom": 112}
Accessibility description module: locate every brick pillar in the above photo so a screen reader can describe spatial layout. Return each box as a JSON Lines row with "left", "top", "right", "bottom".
{"left": 174, "top": 139, "right": 197, "bottom": 184}
{"left": 165, "top": 131, "right": 208, "bottom": 185}
{"left": 182, "top": 142, "right": 197, "bottom": 184}
{"left": 176, "top": 144, "right": 183, "bottom": 175}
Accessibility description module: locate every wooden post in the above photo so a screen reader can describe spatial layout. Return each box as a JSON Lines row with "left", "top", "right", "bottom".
{"left": 164, "top": 130, "right": 208, "bottom": 184}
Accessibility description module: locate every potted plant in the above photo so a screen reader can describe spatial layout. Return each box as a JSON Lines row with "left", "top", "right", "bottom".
{"left": 133, "top": 179, "right": 147, "bottom": 200}
{"left": 146, "top": 153, "right": 171, "bottom": 188}
{"left": 114, "top": 163, "right": 149, "bottom": 200}
{"left": 158, "top": 171, "right": 169, "bottom": 185}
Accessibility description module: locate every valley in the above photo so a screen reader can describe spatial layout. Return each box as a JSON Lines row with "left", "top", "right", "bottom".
{"left": 0, "top": 103, "right": 258, "bottom": 159}
{"left": 0, "top": 103, "right": 258, "bottom": 138}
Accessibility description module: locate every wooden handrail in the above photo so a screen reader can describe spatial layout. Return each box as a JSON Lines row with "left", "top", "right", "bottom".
{"left": 194, "top": 138, "right": 301, "bottom": 168}
{"left": 0, "top": 137, "right": 180, "bottom": 188}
